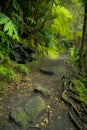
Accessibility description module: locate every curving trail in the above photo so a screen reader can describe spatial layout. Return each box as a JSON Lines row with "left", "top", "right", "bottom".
{"left": 29, "top": 52, "right": 77, "bottom": 130}
{"left": 0, "top": 52, "right": 78, "bottom": 130}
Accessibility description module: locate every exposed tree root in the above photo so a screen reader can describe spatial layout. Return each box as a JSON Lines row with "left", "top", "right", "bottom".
{"left": 69, "top": 107, "right": 82, "bottom": 130}
{"left": 62, "top": 78, "right": 87, "bottom": 130}
{"left": 82, "top": 103, "right": 87, "bottom": 114}
{"left": 62, "top": 90, "right": 81, "bottom": 117}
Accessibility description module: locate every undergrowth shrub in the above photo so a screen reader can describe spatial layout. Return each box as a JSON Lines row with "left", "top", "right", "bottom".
{"left": 58, "top": 39, "right": 73, "bottom": 51}
{"left": 76, "top": 85, "right": 87, "bottom": 105}
{"left": 0, "top": 60, "right": 30, "bottom": 96}
{"left": 42, "top": 26, "right": 57, "bottom": 47}
{"left": 0, "top": 65, "right": 20, "bottom": 82}
{"left": 80, "top": 77, "right": 87, "bottom": 83}
{"left": 69, "top": 46, "right": 79, "bottom": 62}
{"left": 0, "top": 58, "right": 30, "bottom": 82}
{"left": 47, "top": 45, "right": 59, "bottom": 59}
{"left": 17, "top": 64, "right": 30, "bottom": 74}
{"left": 73, "top": 79, "right": 87, "bottom": 105}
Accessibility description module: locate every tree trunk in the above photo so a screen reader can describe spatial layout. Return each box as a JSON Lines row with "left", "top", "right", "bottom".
{"left": 79, "top": 4, "right": 87, "bottom": 76}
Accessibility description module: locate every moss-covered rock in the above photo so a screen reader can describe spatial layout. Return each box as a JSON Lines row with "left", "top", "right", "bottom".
{"left": 10, "top": 96, "right": 46, "bottom": 127}
{"left": 24, "top": 96, "right": 46, "bottom": 122}
{"left": 11, "top": 107, "right": 29, "bottom": 127}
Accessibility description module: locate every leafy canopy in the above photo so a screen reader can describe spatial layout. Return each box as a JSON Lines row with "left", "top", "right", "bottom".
{"left": 52, "top": 5, "right": 72, "bottom": 39}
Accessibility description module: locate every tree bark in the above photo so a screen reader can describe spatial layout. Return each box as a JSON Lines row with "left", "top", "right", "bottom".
{"left": 79, "top": 3, "right": 87, "bottom": 76}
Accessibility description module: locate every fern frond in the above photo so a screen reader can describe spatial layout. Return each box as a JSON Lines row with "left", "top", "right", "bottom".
{"left": 13, "top": 0, "right": 20, "bottom": 11}
{"left": 12, "top": 12, "right": 21, "bottom": 21}
{"left": 0, "top": 15, "right": 9, "bottom": 24}
{"left": 17, "top": 64, "right": 30, "bottom": 74}
{"left": 0, "top": 12, "right": 19, "bottom": 41}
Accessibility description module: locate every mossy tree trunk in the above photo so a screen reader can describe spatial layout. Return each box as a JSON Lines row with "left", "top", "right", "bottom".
{"left": 79, "top": 3, "right": 87, "bottom": 76}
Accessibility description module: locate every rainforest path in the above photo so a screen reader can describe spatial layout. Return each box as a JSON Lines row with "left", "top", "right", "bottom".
{"left": 0, "top": 52, "right": 78, "bottom": 130}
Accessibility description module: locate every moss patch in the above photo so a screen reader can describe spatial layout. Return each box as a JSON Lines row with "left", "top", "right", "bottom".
{"left": 73, "top": 79, "right": 87, "bottom": 105}
{"left": 11, "top": 96, "right": 46, "bottom": 127}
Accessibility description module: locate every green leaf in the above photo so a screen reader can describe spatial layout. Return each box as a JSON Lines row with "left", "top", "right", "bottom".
{"left": 13, "top": 0, "right": 20, "bottom": 11}
{"left": 52, "top": 6, "right": 72, "bottom": 39}
{"left": 0, "top": 12, "right": 19, "bottom": 41}
{"left": 0, "top": 16, "right": 9, "bottom": 24}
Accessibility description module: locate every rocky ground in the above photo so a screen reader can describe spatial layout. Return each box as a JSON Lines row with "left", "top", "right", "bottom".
{"left": 0, "top": 52, "right": 81, "bottom": 130}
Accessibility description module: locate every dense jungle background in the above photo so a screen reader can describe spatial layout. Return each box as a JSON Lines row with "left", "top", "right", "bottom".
{"left": 0, "top": 0, "right": 87, "bottom": 130}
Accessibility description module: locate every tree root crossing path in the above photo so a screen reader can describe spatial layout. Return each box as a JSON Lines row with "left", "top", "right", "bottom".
{"left": 0, "top": 52, "right": 86, "bottom": 130}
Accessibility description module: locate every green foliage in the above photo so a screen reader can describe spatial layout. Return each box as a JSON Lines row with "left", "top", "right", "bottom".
{"left": 12, "top": 12, "right": 21, "bottom": 30}
{"left": 52, "top": 5, "right": 72, "bottom": 39}
{"left": 0, "top": 12, "right": 19, "bottom": 65}
{"left": 26, "top": 17, "right": 36, "bottom": 24}
{"left": 73, "top": 79, "right": 87, "bottom": 105}
{"left": 42, "top": 26, "right": 57, "bottom": 47}
{"left": 58, "top": 39, "right": 73, "bottom": 51}
{"left": 47, "top": 46, "right": 59, "bottom": 59}
{"left": 55, "top": 0, "right": 59, "bottom": 4}
{"left": 0, "top": 10, "right": 29, "bottom": 84}
{"left": 0, "top": 65, "right": 19, "bottom": 82}
{"left": 34, "top": 25, "right": 59, "bottom": 58}
{"left": 7, "top": 68, "right": 20, "bottom": 82}
{"left": 36, "top": 44, "right": 47, "bottom": 55}
{"left": 0, "top": 31, "right": 6, "bottom": 44}
{"left": 0, "top": 66, "right": 7, "bottom": 77}
{"left": 13, "top": 0, "right": 20, "bottom": 11}
{"left": 80, "top": 77, "right": 87, "bottom": 83}
{"left": 0, "top": 31, "right": 12, "bottom": 53}
{"left": 36, "top": 43, "right": 58, "bottom": 59}
{"left": 0, "top": 12, "right": 19, "bottom": 41}
{"left": 69, "top": 1, "right": 83, "bottom": 41}
{"left": 0, "top": 59, "right": 29, "bottom": 83}
{"left": 0, "top": 52, "right": 4, "bottom": 62}
{"left": 17, "top": 64, "right": 30, "bottom": 74}
{"left": 69, "top": 46, "right": 79, "bottom": 61}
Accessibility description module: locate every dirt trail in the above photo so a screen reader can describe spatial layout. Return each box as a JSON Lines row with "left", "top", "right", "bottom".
{"left": 0, "top": 52, "right": 77, "bottom": 130}
{"left": 30, "top": 52, "right": 77, "bottom": 130}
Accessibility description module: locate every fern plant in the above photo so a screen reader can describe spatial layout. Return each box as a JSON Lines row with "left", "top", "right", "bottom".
{"left": 13, "top": 0, "right": 20, "bottom": 11}
{"left": 0, "top": 12, "right": 19, "bottom": 41}
{"left": 0, "top": 31, "right": 12, "bottom": 54}
{"left": 69, "top": 46, "right": 79, "bottom": 62}
{"left": 17, "top": 64, "right": 30, "bottom": 74}
{"left": 0, "top": 65, "right": 20, "bottom": 82}
{"left": 0, "top": 66, "right": 7, "bottom": 77}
